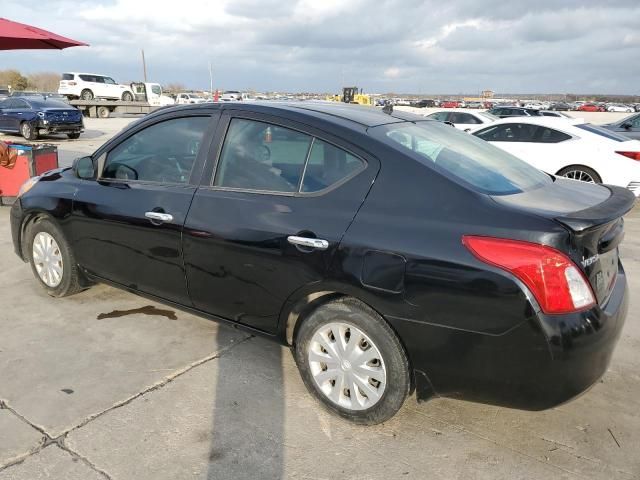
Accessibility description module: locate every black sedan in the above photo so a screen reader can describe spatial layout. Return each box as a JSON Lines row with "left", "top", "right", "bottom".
{"left": 602, "top": 113, "right": 640, "bottom": 140}
{"left": 10, "top": 102, "right": 633, "bottom": 424}
{"left": 0, "top": 96, "right": 83, "bottom": 140}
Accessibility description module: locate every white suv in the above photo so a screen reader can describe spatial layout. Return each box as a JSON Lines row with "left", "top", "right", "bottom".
{"left": 58, "top": 73, "right": 135, "bottom": 101}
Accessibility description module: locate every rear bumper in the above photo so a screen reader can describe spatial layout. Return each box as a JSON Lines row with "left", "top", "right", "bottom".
{"left": 390, "top": 263, "right": 628, "bottom": 410}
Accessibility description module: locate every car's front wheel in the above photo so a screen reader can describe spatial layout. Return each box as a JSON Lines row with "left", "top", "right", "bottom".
{"left": 294, "top": 297, "right": 410, "bottom": 425}
{"left": 20, "top": 122, "right": 38, "bottom": 141}
{"left": 25, "top": 218, "right": 83, "bottom": 297}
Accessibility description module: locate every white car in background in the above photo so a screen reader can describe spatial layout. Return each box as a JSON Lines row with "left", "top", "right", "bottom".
{"left": 175, "top": 92, "right": 207, "bottom": 104}
{"left": 607, "top": 104, "right": 634, "bottom": 113}
{"left": 58, "top": 72, "right": 134, "bottom": 101}
{"left": 426, "top": 110, "right": 497, "bottom": 131}
{"left": 471, "top": 117, "right": 640, "bottom": 195}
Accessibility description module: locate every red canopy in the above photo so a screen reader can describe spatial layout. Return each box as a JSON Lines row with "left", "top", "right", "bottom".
{"left": 0, "top": 17, "right": 88, "bottom": 50}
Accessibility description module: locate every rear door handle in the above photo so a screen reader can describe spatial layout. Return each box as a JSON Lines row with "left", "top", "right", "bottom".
{"left": 287, "top": 236, "right": 329, "bottom": 250}
{"left": 145, "top": 211, "right": 173, "bottom": 223}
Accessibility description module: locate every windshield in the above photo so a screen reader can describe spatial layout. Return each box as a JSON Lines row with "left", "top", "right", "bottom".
{"left": 371, "top": 121, "right": 551, "bottom": 195}
{"left": 576, "top": 123, "right": 630, "bottom": 142}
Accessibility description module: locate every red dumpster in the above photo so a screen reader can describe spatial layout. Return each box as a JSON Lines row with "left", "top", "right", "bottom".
{"left": 0, "top": 143, "right": 58, "bottom": 205}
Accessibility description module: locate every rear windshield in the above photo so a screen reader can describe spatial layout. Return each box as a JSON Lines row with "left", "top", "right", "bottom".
{"left": 371, "top": 121, "right": 551, "bottom": 195}
{"left": 62, "top": 73, "right": 74, "bottom": 80}
{"left": 575, "top": 123, "right": 629, "bottom": 142}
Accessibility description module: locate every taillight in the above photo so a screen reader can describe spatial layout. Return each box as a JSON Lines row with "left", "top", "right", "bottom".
{"left": 462, "top": 236, "right": 595, "bottom": 314}
{"left": 616, "top": 151, "right": 640, "bottom": 161}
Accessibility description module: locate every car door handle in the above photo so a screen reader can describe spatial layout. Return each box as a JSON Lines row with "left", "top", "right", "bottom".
{"left": 145, "top": 211, "right": 173, "bottom": 223}
{"left": 287, "top": 236, "right": 329, "bottom": 250}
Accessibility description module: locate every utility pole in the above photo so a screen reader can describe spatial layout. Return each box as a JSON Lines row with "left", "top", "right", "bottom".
{"left": 208, "top": 61, "right": 213, "bottom": 97}
{"left": 141, "top": 49, "right": 147, "bottom": 82}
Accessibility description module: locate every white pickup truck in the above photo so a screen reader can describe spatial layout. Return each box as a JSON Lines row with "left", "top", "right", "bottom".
{"left": 175, "top": 92, "right": 207, "bottom": 104}
{"left": 131, "top": 83, "right": 175, "bottom": 106}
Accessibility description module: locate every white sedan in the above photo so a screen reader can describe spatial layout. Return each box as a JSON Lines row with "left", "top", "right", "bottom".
{"left": 607, "top": 104, "right": 634, "bottom": 113}
{"left": 470, "top": 117, "right": 640, "bottom": 195}
{"left": 425, "top": 110, "right": 497, "bottom": 131}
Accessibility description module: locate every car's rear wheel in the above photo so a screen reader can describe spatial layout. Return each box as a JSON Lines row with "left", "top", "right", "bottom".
{"left": 81, "top": 89, "right": 94, "bottom": 101}
{"left": 20, "top": 122, "right": 38, "bottom": 141}
{"left": 557, "top": 165, "right": 602, "bottom": 184}
{"left": 294, "top": 297, "right": 410, "bottom": 424}
{"left": 67, "top": 132, "right": 81, "bottom": 139}
{"left": 122, "top": 92, "right": 133, "bottom": 102}
{"left": 25, "top": 218, "right": 83, "bottom": 297}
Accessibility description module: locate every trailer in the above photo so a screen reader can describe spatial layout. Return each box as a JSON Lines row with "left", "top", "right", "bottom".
{"left": 68, "top": 82, "right": 175, "bottom": 118}
{"left": 69, "top": 100, "right": 161, "bottom": 118}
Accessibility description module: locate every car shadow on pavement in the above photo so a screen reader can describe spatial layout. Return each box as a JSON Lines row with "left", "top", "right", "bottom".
{"left": 206, "top": 331, "right": 285, "bottom": 479}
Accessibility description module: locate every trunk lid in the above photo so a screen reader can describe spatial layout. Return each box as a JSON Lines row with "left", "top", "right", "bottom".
{"left": 492, "top": 178, "right": 635, "bottom": 306}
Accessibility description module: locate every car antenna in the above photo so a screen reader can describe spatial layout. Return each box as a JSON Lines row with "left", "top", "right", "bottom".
{"left": 382, "top": 102, "right": 393, "bottom": 115}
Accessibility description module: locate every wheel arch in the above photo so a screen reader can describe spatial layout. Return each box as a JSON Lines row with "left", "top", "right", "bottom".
{"left": 18, "top": 210, "right": 53, "bottom": 260}
{"left": 278, "top": 284, "right": 417, "bottom": 394}
{"left": 555, "top": 163, "right": 602, "bottom": 182}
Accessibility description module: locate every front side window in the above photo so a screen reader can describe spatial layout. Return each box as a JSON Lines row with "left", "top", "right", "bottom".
{"left": 214, "top": 118, "right": 365, "bottom": 194}
{"left": 629, "top": 115, "right": 640, "bottom": 128}
{"left": 103, "top": 116, "right": 209, "bottom": 184}
{"left": 373, "top": 121, "right": 550, "bottom": 195}
{"left": 104, "top": 77, "right": 116, "bottom": 85}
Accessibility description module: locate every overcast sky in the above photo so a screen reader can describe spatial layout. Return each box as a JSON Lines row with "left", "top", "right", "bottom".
{"left": 2, "top": 0, "right": 640, "bottom": 94}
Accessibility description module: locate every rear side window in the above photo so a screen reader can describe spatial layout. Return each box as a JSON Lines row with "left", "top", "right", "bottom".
{"left": 576, "top": 124, "right": 630, "bottom": 142}
{"left": 428, "top": 112, "right": 449, "bottom": 121}
{"left": 301, "top": 139, "right": 364, "bottom": 192}
{"left": 474, "top": 123, "right": 537, "bottom": 142}
{"left": 536, "top": 127, "right": 571, "bottom": 143}
{"left": 373, "top": 122, "right": 550, "bottom": 195}
{"left": 450, "top": 113, "right": 481, "bottom": 124}
{"left": 62, "top": 73, "right": 74, "bottom": 80}
{"left": 79, "top": 75, "right": 97, "bottom": 82}
{"left": 214, "top": 118, "right": 365, "bottom": 193}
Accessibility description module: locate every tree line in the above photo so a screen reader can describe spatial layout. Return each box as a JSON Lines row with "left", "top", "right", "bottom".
{"left": 0, "top": 69, "right": 61, "bottom": 93}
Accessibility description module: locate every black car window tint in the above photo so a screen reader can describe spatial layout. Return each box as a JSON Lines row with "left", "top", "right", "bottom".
{"left": 377, "top": 122, "right": 550, "bottom": 195}
{"left": 214, "top": 118, "right": 312, "bottom": 193}
{"left": 103, "top": 116, "right": 209, "bottom": 184}
{"left": 475, "top": 124, "right": 517, "bottom": 142}
{"left": 512, "top": 123, "right": 537, "bottom": 142}
{"left": 301, "top": 139, "right": 364, "bottom": 192}
{"left": 535, "top": 127, "right": 571, "bottom": 143}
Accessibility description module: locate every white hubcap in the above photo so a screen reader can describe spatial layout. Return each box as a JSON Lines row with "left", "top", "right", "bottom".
{"left": 308, "top": 322, "right": 386, "bottom": 411}
{"left": 32, "top": 232, "right": 63, "bottom": 287}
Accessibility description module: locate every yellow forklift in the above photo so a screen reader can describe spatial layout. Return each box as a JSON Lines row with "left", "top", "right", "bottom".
{"left": 326, "top": 87, "right": 373, "bottom": 106}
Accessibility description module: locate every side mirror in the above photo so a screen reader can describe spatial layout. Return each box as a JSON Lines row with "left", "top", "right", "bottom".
{"left": 73, "top": 156, "right": 95, "bottom": 179}
{"left": 622, "top": 122, "right": 632, "bottom": 130}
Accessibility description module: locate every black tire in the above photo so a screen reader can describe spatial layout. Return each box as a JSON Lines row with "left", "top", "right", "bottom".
{"left": 67, "top": 132, "right": 81, "bottom": 139}
{"left": 81, "top": 89, "right": 94, "bottom": 101}
{"left": 20, "top": 121, "right": 38, "bottom": 141}
{"left": 122, "top": 91, "right": 133, "bottom": 102}
{"left": 557, "top": 165, "right": 602, "bottom": 184}
{"left": 294, "top": 297, "right": 410, "bottom": 425}
{"left": 24, "top": 218, "right": 84, "bottom": 297}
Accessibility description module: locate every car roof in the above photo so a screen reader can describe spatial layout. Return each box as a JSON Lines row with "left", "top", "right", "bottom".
{"left": 155, "top": 101, "right": 422, "bottom": 128}
{"left": 65, "top": 72, "right": 113, "bottom": 77}
{"left": 478, "top": 116, "right": 582, "bottom": 127}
